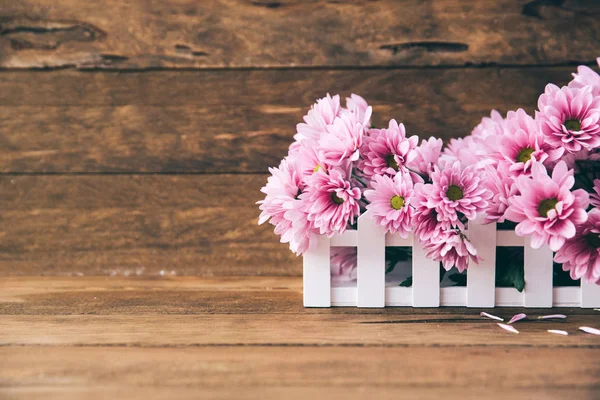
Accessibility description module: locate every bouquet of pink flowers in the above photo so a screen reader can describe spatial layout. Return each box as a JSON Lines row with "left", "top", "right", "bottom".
{"left": 258, "top": 59, "right": 600, "bottom": 288}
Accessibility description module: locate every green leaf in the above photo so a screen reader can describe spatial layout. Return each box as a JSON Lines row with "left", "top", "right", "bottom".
{"left": 399, "top": 277, "right": 412, "bottom": 287}
{"left": 448, "top": 273, "right": 467, "bottom": 286}
{"left": 495, "top": 247, "right": 525, "bottom": 292}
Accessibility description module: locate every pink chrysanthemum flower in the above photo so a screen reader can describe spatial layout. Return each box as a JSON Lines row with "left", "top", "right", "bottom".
{"left": 331, "top": 247, "right": 357, "bottom": 282}
{"left": 496, "top": 109, "right": 563, "bottom": 176}
{"left": 411, "top": 184, "right": 445, "bottom": 242}
{"left": 421, "top": 231, "right": 479, "bottom": 272}
{"left": 504, "top": 161, "right": 589, "bottom": 251}
{"left": 590, "top": 179, "right": 600, "bottom": 208}
{"left": 471, "top": 110, "right": 506, "bottom": 139}
{"left": 554, "top": 209, "right": 600, "bottom": 284}
{"left": 318, "top": 108, "right": 371, "bottom": 168}
{"left": 288, "top": 141, "right": 327, "bottom": 180}
{"left": 439, "top": 136, "right": 490, "bottom": 169}
{"left": 422, "top": 161, "right": 492, "bottom": 230}
{"left": 568, "top": 58, "right": 600, "bottom": 96}
{"left": 258, "top": 158, "right": 303, "bottom": 227}
{"left": 302, "top": 168, "right": 362, "bottom": 236}
{"left": 280, "top": 204, "right": 318, "bottom": 256}
{"left": 407, "top": 136, "right": 443, "bottom": 178}
{"left": 295, "top": 94, "right": 341, "bottom": 143}
{"left": 536, "top": 84, "right": 600, "bottom": 153}
{"left": 258, "top": 158, "right": 319, "bottom": 255}
{"left": 483, "top": 165, "right": 519, "bottom": 224}
{"left": 364, "top": 172, "right": 415, "bottom": 237}
{"left": 360, "top": 119, "right": 418, "bottom": 179}
{"left": 345, "top": 94, "right": 371, "bottom": 126}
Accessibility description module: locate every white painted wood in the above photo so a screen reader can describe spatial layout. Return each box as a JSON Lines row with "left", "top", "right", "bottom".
{"left": 330, "top": 230, "right": 358, "bottom": 247}
{"left": 523, "top": 239, "right": 553, "bottom": 308}
{"left": 385, "top": 287, "right": 412, "bottom": 306}
{"left": 331, "top": 286, "right": 356, "bottom": 306}
{"left": 467, "top": 217, "right": 497, "bottom": 307}
{"left": 412, "top": 237, "right": 440, "bottom": 307}
{"left": 552, "top": 287, "right": 580, "bottom": 307}
{"left": 303, "top": 235, "right": 331, "bottom": 307}
{"left": 357, "top": 211, "right": 386, "bottom": 307}
{"left": 440, "top": 287, "right": 466, "bottom": 306}
{"left": 385, "top": 232, "right": 413, "bottom": 247}
{"left": 495, "top": 288, "right": 524, "bottom": 307}
{"left": 581, "top": 279, "right": 600, "bottom": 308}
{"left": 496, "top": 230, "right": 525, "bottom": 246}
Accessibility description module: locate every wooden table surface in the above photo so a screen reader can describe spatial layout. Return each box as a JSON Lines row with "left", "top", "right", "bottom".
{"left": 1, "top": 1, "right": 600, "bottom": 398}
{"left": 1, "top": 276, "right": 599, "bottom": 399}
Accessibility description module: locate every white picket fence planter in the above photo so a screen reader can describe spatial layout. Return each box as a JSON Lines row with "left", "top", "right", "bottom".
{"left": 303, "top": 210, "right": 600, "bottom": 308}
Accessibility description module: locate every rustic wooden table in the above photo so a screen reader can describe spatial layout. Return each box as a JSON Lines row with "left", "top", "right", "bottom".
{"left": 1, "top": 1, "right": 600, "bottom": 398}
{"left": 1, "top": 277, "right": 599, "bottom": 399}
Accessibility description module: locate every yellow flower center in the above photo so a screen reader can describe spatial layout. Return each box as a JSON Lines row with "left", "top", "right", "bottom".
{"left": 331, "top": 192, "right": 344, "bottom": 205}
{"left": 313, "top": 164, "right": 321, "bottom": 173}
{"left": 446, "top": 185, "right": 464, "bottom": 201}
{"left": 516, "top": 147, "right": 535, "bottom": 163}
{"left": 538, "top": 198, "right": 558, "bottom": 218}
{"left": 390, "top": 195, "right": 405, "bottom": 210}
{"left": 564, "top": 119, "right": 581, "bottom": 131}
{"left": 586, "top": 233, "right": 600, "bottom": 248}
{"left": 386, "top": 154, "right": 399, "bottom": 171}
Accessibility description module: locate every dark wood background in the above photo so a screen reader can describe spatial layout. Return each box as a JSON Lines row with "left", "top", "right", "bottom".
{"left": 1, "top": 0, "right": 599, "bottom": 277}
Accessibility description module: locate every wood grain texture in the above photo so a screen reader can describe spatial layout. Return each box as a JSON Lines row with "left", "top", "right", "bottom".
{"left": 1, "top": 0, "right": 599, "bottom": 69}
{"left": 2, "top": 387, "right": 596, "bottom": 400}
{"left": 0, "top": 175, "right": 300, "bottom": 276}
{"left": 0, "top": 276, "right": 596, "bottom": 317}
{"left": 0, "top": 66, "right": 590, "bottom": 173}
{"left": 1, "top": 277, "right": 598, "bottom": 399}
{"left": 1, "top": 347, "right": 598, "bottom": 399}
{"left": 1, "top": 277, "right": 599, "bottom": 347}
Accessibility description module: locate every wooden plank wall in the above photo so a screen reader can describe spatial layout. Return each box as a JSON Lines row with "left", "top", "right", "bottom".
{"left": 1, "top": 0, "right": 599, "bottom": 276}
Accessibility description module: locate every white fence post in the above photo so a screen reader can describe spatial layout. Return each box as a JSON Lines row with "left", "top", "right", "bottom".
{"left": 581, "top": 279, "right": 600, "bottom": 308}
{"left": 412, "top": 237, "right": 440, "bottom": 307}
{"left": 467, "top": 217, "right": 497, "bottom": 308}
{"left": 523, "top": 239, "right": 553, "bottom": 308}
{"left": 357, "top": 211, "right": 386, "bottom": 307}
{"left": 303, "top": 235, "right": 331, "bottom": 307}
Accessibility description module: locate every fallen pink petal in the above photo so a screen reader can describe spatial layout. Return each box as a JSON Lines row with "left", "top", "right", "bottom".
{"left": 497, "top": 323, "right": 519, "bottom": 334}
{"left": 508, "top": 313, "right": 526, "bottom": 324}
{"left": 480, "top": 312, "right": 503, "bottom": 322}
{"left": 579, "top": 327, "right": 600, "bottom": 335}
{"left": 537, "top": 314, "right": 567, "bottom": 320}
{"left": 548, "top": 329, "right": 569, "bottom": 336}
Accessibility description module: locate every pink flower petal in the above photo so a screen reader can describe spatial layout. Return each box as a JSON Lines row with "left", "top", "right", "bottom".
{"left": 497, "top": 323, "right": 519, "bottom": 334}
{"left": 548, "top": 329, "right": 569, "bottom": 336}
{"left": 537, "top": 314, "right": 567, "bottom": 320}
{"left": 579, "top": 326, "right": 600, "bottom": 335}
{"left": 480, "top": 312, "right": 503, "bottom": 321}
{"left": 508, "top": 313, "right": 527, "bottom": 324}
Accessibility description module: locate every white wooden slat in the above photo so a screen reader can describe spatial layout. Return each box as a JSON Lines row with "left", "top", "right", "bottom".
{"left": 440, "top": 287, "right": 466, "bottom": 306}
{"left": 552, "top": 287, "right": 581, "bottom": 307}
{"left": 385, "top": 287, "right": 412, "bottom": 306}
{"left": 496, "top": 230, "right": 524, "bottom": 246}
{"left": 523, "top": 239, "right": 553, "bottom": 308}
{"left": 385, "top": 232, "right": 413, "bottom": 247}
{"left": 330, "top": 230, "right": 358, "bottom": 247}
{"left": 467, "top": 217, "right": 497, "bottom": 307}
{"left": 331, "top": 286, "right": 356, "bottom": 306}
{"left": 302, "top": 235, "right": 331, "bottom": 307}
{"left": 357, "top": 211, "right": 386, "bottom": 307}
{"left": 495, "top": 288, "right": 524, "bottom": 307}
{"left": 412, "top": 237, "right": 440, "bottom": 307}
{"left": 581, "top": 279, "right": 600, "bottom": 308}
